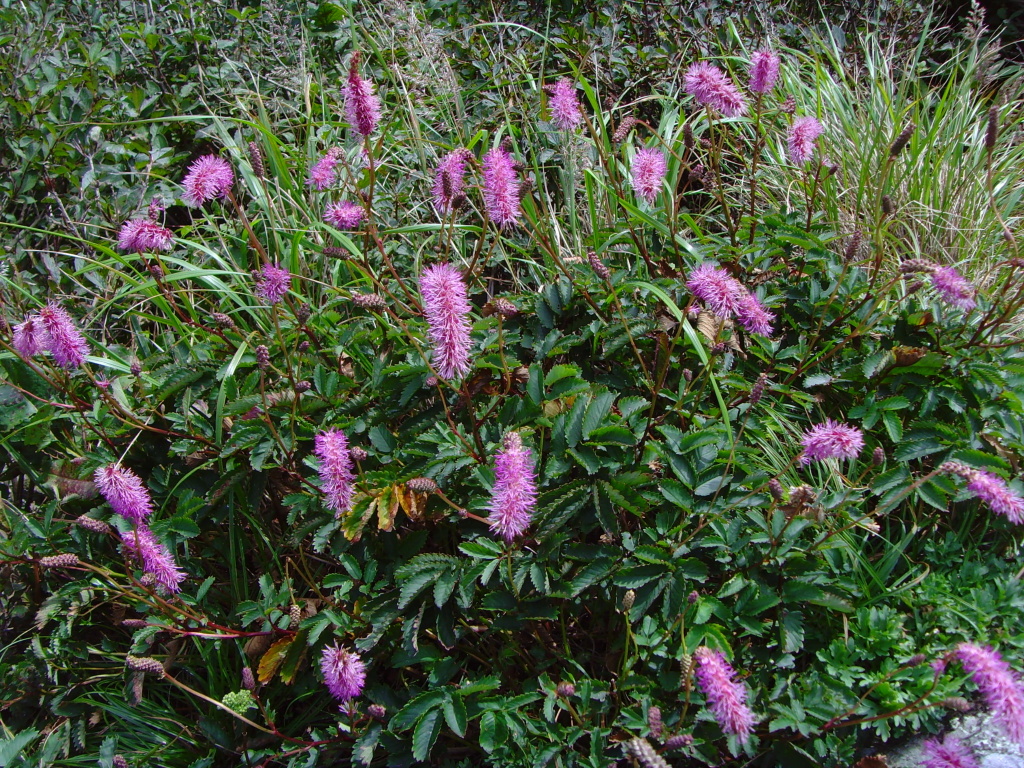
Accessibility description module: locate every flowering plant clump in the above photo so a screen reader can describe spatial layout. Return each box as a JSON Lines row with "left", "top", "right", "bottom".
{"left": 5, "top": 12, "right": 1024, "bottom": 768}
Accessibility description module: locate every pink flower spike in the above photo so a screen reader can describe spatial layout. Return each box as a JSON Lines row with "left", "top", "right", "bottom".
{"left": 736, "top": 292, "right": 774, "bottom": 337}
{"left": 954, "top": 643, "right": 1024, "bottom": 746}
{"left": 118, "top": 219, "right": 174, "bottom": 253}
{"left": 120, "top": 524, "right": 186, "bottom": 594}
{"left": 432, "top": 149, "right": 472, "bottom": 215}
{"left": 631, "top": 148, "right": 667, "bottom": 204}
{"left": 182, "top": 155, "right": 234, "bottom": 207}
{"left": 324, "top": 200, "right": 365, "bottom": 230}
{"left": 788, "top": 116, "right": 823, "bottom": 165}
{"left": 966, "top": 471, "right": 1024, "bottom": 524}
{"left": 13, "top": 316, "right": 48, "bottom": 358}
{"left": 419, "top": 263, "right": 472, "bottom": 380}
{"left": 686, "top": 263, "right": 744, "bottom": 317}
{"left": 256, "top": 263, "right": 291, "bottom": 305}
{"left": 95, "top": 464, "right": 155, "bottom": 523}
{"left": 307, "top": 149, "right": 342, "bottom": 190}
{"left": 320, "top": 643, "right": 366, "bottom": 702}
{"left": 315, "top": 429, "right": 355, "bottom": 516}
{"left": 931, "top": 266, "right": 976, "bottom": 310}
{"left": 37, "top": 302, "right": 89, "bottom": 369}
{"left": 487, "top": 432, "right": 537, "bottom": 542}
{"left": 799, "top": 419, "right": 864, "bottom": 463}
{"left": 921, "top": 736, "right": 979, "bottom": 768}
{"left": 482, "top": 146, "right": 521, "bottom": 229}
{"left": 344, "top": 55, "right": 381, "bottom": 137}
{"left": 694, "top": 646, "right": 756, "bottom": 744}
{"left": 546, "top": 77, "right": 583, "bottom": 130}
{"left": 749, "top": 51, "right": 781, "bottom": 95}
{"left": 684, "top": 62, "right": 747, "bottom": 117}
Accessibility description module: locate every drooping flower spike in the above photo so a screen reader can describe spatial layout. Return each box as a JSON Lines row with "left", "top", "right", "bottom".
{"left": 487, "top": 431, "right": 537, "bottom": 542}
{"left": 12, "top": 316, "right": 48, "bottom": 358}
{"left": 799, "top": 420, "right": 864, "bottom": 463}
{"left": 921, "top": 736, "right": 979, "bottom": 768}
{"left": 954, "top": 643, "right": 1024, "bottom": 746}
{"left": 693, "top": 646, "right": 756, "bottom": 743}
{"left": 120, "top": 524, "right": 186, "bottom": 594}
{"left": 37, "top": 302, "right": 90, "bottom": 369}
{"left": 686, "top": 263, "right": 774, "bottom": 337}
{"left": 324, "top": 200, "right": 365, "bottom": 230}
{"left": 95, "top": 464, "right": 155, "bottom": 523}
{"left": 419, "top": 263, "right": 472, "bottom": 380}
{"left": 684, "top": 62, "right": 747, "bottom": 117}
{"left": 307, "top": 148, "right": 343, "bottom": 190}
{"left": 788, "top": 116, "right": 823, "bottom": 165}
{"left": 931, "top": 266, "right": 976, "bottom": 310}
{"left": 118, "top": 219, "right": 174, "bottom": 253}
{"left": 315, "top": 429, "right": 355, "bottom": 515}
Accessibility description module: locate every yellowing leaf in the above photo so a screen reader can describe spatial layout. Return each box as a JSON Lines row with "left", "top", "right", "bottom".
{"left": 257, "top": 636, "right": 292, "bottom": 683}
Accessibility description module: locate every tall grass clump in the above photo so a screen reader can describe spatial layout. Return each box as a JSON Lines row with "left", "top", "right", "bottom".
{"left": 1, "top": 3, "right": 1024, "bottom": 767}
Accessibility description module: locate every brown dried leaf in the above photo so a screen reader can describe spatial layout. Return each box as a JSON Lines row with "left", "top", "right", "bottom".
{"left": 892, "top": 346, "right": 928, "bottom": 366}
{"left": 257, "top": 636, "right": 293, "bottom": 684}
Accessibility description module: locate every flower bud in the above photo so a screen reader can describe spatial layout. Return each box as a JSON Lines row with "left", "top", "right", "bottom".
{"left": 40, "top": 553, "right": 79, "bottom": 568}
{"left": 349, "top": 446, "right": 368, "bottom": 462}
{"left": 368, "top": 703, "right": 387, "bottom": 719}
{"left": 556, "top": 682, "right": 576, "bottom": 697}
{"left": 241, "top": 667, "right": 256, "bottom": 690}
{"left": 406, "top": 477, "right": 438, "bottom": 493}
{"left": 889, "top": 122, "right": 915, "bottom": 157}
{"left": 126, "top": 655, "right": 165, "bottom": 677}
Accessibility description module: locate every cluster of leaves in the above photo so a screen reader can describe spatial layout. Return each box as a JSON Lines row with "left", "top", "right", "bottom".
{"left": 2, "top": 2, "right": 1024, "bottom": 768}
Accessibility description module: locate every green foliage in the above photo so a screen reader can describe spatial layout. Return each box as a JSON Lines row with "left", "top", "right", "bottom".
{"left": 2, "top": 1, "right": 1024, "bottom": 767}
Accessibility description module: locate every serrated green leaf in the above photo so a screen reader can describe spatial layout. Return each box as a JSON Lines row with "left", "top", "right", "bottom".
{"left": 391, "top": 690, "right": 446, "bottom": 730}
{"left": 442, "top": 693, "right": 468, "bottom": 737}
{"left": 412, "top": 708, "right": 442, "bottom": 762}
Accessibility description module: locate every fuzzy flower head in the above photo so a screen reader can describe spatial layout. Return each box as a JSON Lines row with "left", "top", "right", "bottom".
{"left": 321, "top": 643, "right": 366, "bottom": 702}
{"left": 307, "top": 148, "right": 343, "bottom": 190}
{"left": 736, "top": 292, "right": 775, "bottom": 337}
{"left": 38, "top": 302, "right": 89, "bottom": 369}
{"left": 799, "top": 419, "right": 864, "bottom": 464}
{"left": 631, "top": 148, "right": 667, "bottom": 204}
{"left": 419, "top": 263, "right": 472, "bottom": 380}
{"left": 182, "top": 155, "right": 234, "bottom": 207}
{"left": 931, "top": 266, "right": 976, "bottom": 311}
{"left": 546, "top": 78, "right": 583, "bottom": 130}
{"left": 788, "top": 116, "right": 824, "bottom": 165}
{"left": 432, "top": 149, "right": 472, "bottom": 215}
{"left": 921, "top": 736, "right": 979, "bottom": 768}
{"left": 120, "top": 525, "right": 186, "bottom": 593}
{"left": 749, "top": 50, "right": 781, "bottom": 95}
{"left": 954, "top": 643, "right": 1024, "bottom": 746}
{"left": 684, "top": 62, "right": 747, "bottom": 117}
{"left": 693, "top": 646, "right": 756, "bottom": 744}
{"left": 687, "top": 264, "right": 744, "bottom": 317}
{"left": 13, "top": 316, "right": 48, "bottom": 358}
{"left": 315, "top": 429, "right": 355, "bottom": 516}
{"left": 256, "top": 263, "right": 291, "bottom": 305}
{"left": 118, "top": 219, "right": 174, "bottom": 253}
{"left": 324, "top": 200, "right": 364, "bottom": 230}
{"left": 487, "top": 432, "right": 538, "bottom": 542}
{"left": 482, "top": 146, "right": 521, "bottom": 229}
{"left": 344, "top": 54, "right": 381, "bottom": 137}
{"left": 95, "top": 464, "right": 155, "bottom": 523}
{"left": 965, "top": 471, "right": 1024, "bottom": 524}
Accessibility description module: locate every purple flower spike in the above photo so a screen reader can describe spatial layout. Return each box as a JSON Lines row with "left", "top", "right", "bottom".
{"left": 324, "top": 200, "right": 365, "bottom": 229}
{"left": 954, "top": 643, "right": 1024, "bottom": 746}
{"left": 95, "top": 464, "right": 155, "bottom": 523}
{"left": 256, "top": 263, "right": 291, "bottom": 305}
{"left": 684, "top": 62, "right": 747, "bottom": 117}
{"left": 749, "top": 51, "right": 781, "bottom": 95}
{"left": 921, "top": 736, "right": 979, "bottom": 768}
{"left": 788, "top": 116, "right": 823, "bottom": 165}
{"left": 546, "top": 77, "right": 583, "bottom": 130}
{"left": 321, "top": 643, "right": 366, "bottom": 702}
{"left": 432, "top": 149, "right": 472, "bottom": 215}
{"left": 344, "top": 55, "right": 381, "bottom": 137}
{"left": 482, "top": 146, "right": 521, "bottom": 229}
{"left": 631, "top": 148, "right": 667, "bottom": 204}
{"left": 736, "top": 292, "right": 774, "bottom": 337}
{"left": 118, "top": 219, "right": 174, "bottom": 253}
{"left": 37, "top": 303, "right": 89, "bottom": 369}
{"left": 307, "top": 148, "right": 343, "bottom": 190}
{"left": 419, "top": 263, "right": 472, "bottom": 380}
{"left": 315, "top": 429, "right": 355, "bottom": 515}
{"left": 686, "top": 264, "right": 744, "bottom": 318}
{"left": 799, "top": 419, "right": 864, "bottom": 463}
{"left": 120, "top": 525, "right": 186, "bottom": 593}
{"left": 966, "top": 471, "right": 1024, "bottom": 524}
{"left": 487, "top": 432, "right": 537, "bottom": 542}
{"left": 182, "top": 155, "right": 234, "bottom": 207}
{"left": 694, "top": 646, "right": 756, "bottom": 744}
{"left": 931, "top": 266, "right": 976, "bottom": 310}
{"left": 13, "top": 316, "right": 48, "bottom": 358}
